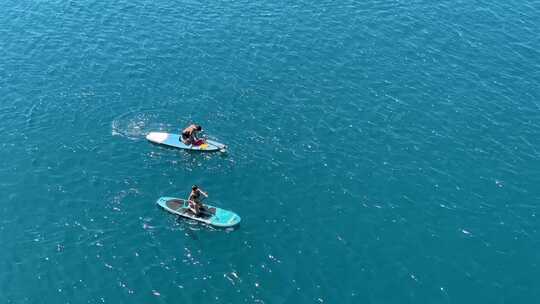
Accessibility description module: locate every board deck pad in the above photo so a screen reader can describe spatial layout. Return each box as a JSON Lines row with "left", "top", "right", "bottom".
{"left": 166, "top": 200, "right": 183, "bottom": 210}
{"left": 146, "top": 132, "right": 226, "bottom": 151}
{"left": 157, "top": 197, "right": 241, "bottom": 228}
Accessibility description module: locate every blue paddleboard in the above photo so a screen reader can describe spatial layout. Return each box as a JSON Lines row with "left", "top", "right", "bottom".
{"left": 146, "top": 132, "right": 226, "bottom": 151}
{"left": 156, "top": 197, "right": 241, "bottom": 228}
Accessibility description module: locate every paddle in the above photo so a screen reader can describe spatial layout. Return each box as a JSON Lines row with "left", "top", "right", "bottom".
{"left": 206, "top": 138, "right": 228, "bottom": 152}
{"left": 195, "top": 133, "right": 227, "bottom": 152}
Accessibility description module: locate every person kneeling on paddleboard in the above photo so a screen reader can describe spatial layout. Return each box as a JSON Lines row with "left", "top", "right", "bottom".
{"left": 188, "top": 185, "right": 208, "bottom": 215}
{"left": 181, "top": 124, "right": 204, "bottom": 145}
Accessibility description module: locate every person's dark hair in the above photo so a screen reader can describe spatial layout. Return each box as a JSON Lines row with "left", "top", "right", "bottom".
{"left": 192, "top": 185, "right": 198, "bottom": 190}
{"left": 195, "top": 125, "right": 202, "bottom": 131}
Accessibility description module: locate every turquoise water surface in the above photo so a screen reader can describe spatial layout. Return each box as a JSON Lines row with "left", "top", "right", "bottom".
{"left": 1, "top": 0, "right": 539, "bottom": 303}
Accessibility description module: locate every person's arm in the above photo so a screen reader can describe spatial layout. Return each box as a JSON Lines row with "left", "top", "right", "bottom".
{"left": 199, "top": 189, "right": 208, "bottom": 198}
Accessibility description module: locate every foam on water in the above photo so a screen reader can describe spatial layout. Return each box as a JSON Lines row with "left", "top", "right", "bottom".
{"left": 111, "top": 110, "right": 174, "bottom": 140}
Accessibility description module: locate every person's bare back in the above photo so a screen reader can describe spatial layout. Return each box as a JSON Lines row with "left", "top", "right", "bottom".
{"left": 181, "top": 124, "right": 202, "bottom": 144}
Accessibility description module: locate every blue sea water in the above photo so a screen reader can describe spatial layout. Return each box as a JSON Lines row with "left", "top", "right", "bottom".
{"left": 1, "top": 0, "right": 540, "bottom": 303}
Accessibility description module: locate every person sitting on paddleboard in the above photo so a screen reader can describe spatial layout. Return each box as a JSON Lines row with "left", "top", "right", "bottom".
{"left": 188, "top": 185, "right": 208, "bottom": 215}
{"left": 181, "top": 124, "right": 203, "bottom": 145}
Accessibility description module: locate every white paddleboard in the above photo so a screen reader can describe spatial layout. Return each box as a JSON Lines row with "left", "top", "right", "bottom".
{"left": 146, "top": 132, "right": 226, "bottom": 151}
